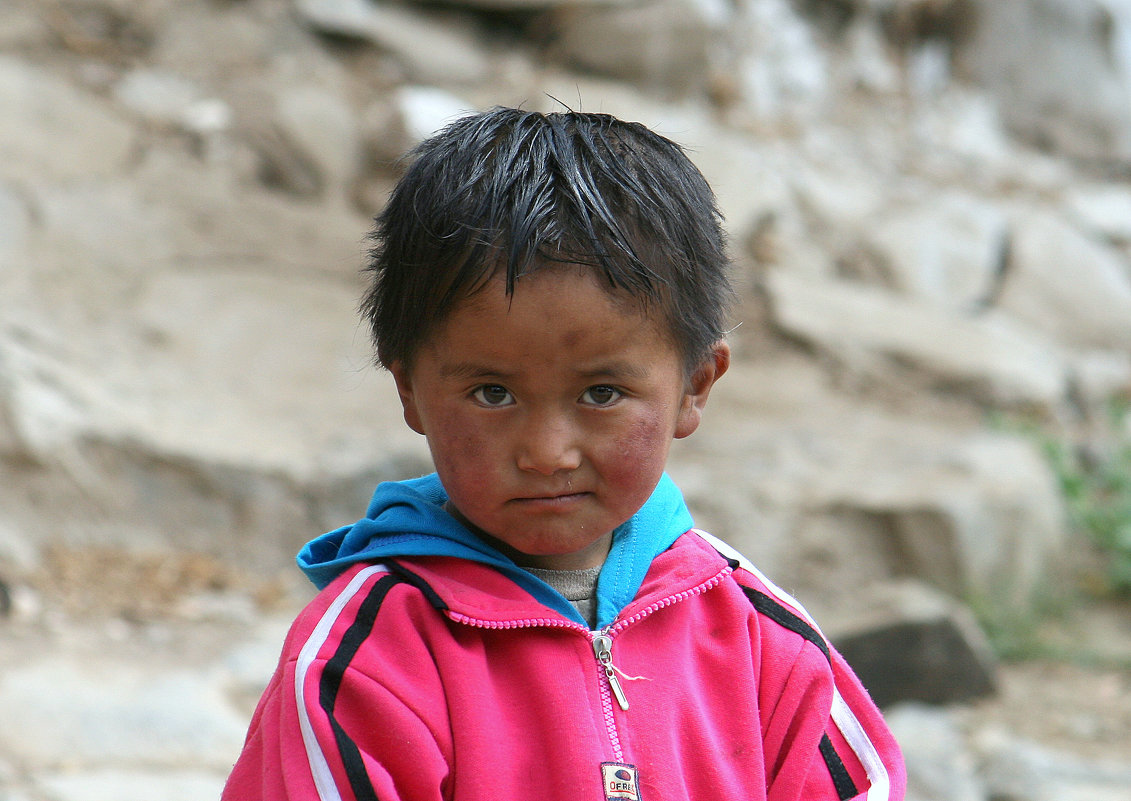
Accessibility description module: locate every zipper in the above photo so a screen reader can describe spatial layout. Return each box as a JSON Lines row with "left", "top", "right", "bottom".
{"left": 446, "top": 563, "right": 734, "bottom": 758}
{"left": 592, "top": 633, "right": 630, "bottom": 710}
{"left": 587, "top": 563, "right": 735, "bottom": 713}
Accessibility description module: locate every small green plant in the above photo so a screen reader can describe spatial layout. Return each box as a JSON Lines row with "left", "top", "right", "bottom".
{"left": 1040, "top": 401, "right": 1131, "bottom": 597}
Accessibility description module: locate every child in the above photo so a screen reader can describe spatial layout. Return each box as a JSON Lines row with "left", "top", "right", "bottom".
{"left": 223, "top": 107, "right": 905, "bottom": 801}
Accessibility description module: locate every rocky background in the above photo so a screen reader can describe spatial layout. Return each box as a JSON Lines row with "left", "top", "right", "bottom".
{"left": 2, "top": 0, "right": 1131, "bottom": 799}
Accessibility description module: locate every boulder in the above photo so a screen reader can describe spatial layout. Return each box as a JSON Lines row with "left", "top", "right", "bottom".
{"left": 545, "top": 0, "right": 729, "bottom": 95}
{"left": 956, "top": 0, "right": 1131, "bottom": 163}
{"left": 998, "top": 208, "right": 1131, "bottom": 349}
{"left": 885, "top": 704, "right": 989, "bottom": 801}
{"left": 827, "top": 580, "right": 999, "bottom": 707}
{"left": 728, "top": 0, "right": 829, "bottom": 121}
{"left": 974, "top": 727, "right": 1131, "bottom": 801}
{"left": 1065, "top": 182, "right": 1131, "bottom": 245}
{"left": 859, "top": 190, "right": 1009, "bottom": 311}
{"left": 0, "top": 57, "right": 135, "bottom": 182}
{"left": 37, "top": 769, "right": 227, "bottom": 801}
{"left": 806, "top": 431, "right": 1066, "bottom": 612}
{"left": 765, "top": 270, "right": 1068, "bottom": 406}
{"left": 273, "top": 82, "right": 362, "bottom": 198}
{"left": 294, "top": 0, "right": 491, "bottom": 85}
{"left": 113, "top": 67, "right": 232, "bottom": 136}
{"left": 0, "top": 659, "right": 248, "bottom": 769}
{"left": 673, "top": 357, "right": 1067, "bottom": 615}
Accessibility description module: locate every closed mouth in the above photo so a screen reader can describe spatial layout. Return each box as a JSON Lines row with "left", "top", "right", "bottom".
{"left": 511, "top": 491, "right": 589, "bottom": 504}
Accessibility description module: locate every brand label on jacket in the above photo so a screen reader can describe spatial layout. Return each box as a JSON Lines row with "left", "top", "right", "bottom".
{"left": 601, "top": 762, "right": 641, "bottom": 801}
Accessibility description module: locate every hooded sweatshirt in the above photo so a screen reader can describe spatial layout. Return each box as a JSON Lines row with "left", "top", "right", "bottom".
{"left": 224, "top": 473, "right": 905, "bottom": 801}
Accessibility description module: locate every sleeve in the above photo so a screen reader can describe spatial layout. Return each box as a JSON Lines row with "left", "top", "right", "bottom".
{"left": 222, "top": 570, "right": 452, "bottom": 801}
{"left": 697, "top": 531, "right": 906, "bottom": 801}
{"left": 757, "top": 625, "right": 906, "bottom": 801}
{"left": 808, "top": 645, "right": 907, "bottom": 801}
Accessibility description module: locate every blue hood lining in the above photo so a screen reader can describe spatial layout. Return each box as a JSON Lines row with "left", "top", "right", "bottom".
{"left": 297, "top": 473, "right": 693, "bottom": 629}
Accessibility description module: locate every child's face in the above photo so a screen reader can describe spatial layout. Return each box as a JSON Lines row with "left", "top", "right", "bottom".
{"left": 390, "top": 267, "right": 729, "bottom": 571}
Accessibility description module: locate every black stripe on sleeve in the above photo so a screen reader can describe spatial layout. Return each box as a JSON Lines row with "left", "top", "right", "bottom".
{"left": 820, "top": 733, "right": 860, "bottom": 800}
{"left": 740, "top": 586, "right": 830, "bottom": 662}
{"left": 385, "top": 559, "right": 449, "bottom": 611}
{"left": 319, "top": 572, "right": 404, "bottom": 801}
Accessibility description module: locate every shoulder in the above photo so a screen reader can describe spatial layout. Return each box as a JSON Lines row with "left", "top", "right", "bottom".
{"left": 682, "top": 529, "right": 832, "bottom": 660}
{"left": 279, "top": 561, "right": 448, "bottom": 663}
{"left": 685, "top": 531, "right": 906, "bottom": 800}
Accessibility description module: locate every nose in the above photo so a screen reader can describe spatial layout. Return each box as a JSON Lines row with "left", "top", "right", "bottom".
{"left": 515, "top": 410, "right": 583, "bottom": 475}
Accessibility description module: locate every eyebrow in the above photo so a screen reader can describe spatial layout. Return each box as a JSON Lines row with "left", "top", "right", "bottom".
{"left": 575, "top": 361, "right": 651, "bottom": 381}
{"left": 438, "top": 360, "right": 652, "bottom": 382}
{"left": 438, "top": 362, "right": 515, "bottom": 381}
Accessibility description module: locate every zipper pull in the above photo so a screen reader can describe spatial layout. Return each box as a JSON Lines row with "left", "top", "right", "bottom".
{"left": 593, "top": 633, "right": 630, "bottom": 711}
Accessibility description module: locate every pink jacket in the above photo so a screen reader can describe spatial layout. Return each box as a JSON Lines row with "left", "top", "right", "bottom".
{"left": 223, "top": 530, "right": 905, "bottom": 800}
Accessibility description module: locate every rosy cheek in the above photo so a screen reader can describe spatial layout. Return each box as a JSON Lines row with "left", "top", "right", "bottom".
{"left": 605, "top": 416, "right": 671, "bottom": 482}
{"left": 430, "top": 416, "right": 494, "bottom": 480}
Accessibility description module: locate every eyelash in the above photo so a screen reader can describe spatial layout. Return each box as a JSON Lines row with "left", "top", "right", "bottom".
{"left": 471, "top": 385, "right": 513, "bottom": 406}
{"left": 469, "top": 385, "right": 624, "bottom": 407}
{"left": 580, "top": 385, "right": 622, "bottom": 406}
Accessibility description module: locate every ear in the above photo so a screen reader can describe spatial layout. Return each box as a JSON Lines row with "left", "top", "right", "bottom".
{"left": 388, "top": 361, "right": 425, "bottom": 435}
{"left": 674, "top": 340, "right": 730, "bottom": 439}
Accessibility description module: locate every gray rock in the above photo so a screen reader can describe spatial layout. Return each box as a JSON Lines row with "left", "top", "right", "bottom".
{"left": 957, "top": 0, "right": 1131, "bottom": 163}
{"left": 37, "top": 769, "right": 227, "bottom": 801}
{"left": 674, "top": 360, "right": 1067, "bottom": 615}
{"left": 0, "top": 659, "right": 247, "bottom": 769}
{"left": 294, "top": 0, "right": 490, "bottom": 85}
{"left": 728, "top": 0, "right": 829, "bottom": 121}
{"left": 999, "top": 208, "right": 1131, "bottom": 349}
{"left": 113, "top": 68, "right": 232, "bottom": 135}
{"left": 860, "top": 191, "right": 1009, "bottom": 312}
{"left": 361, "top": 86, "right": 473, "bottom": 168}
{"left": 546, "top": 0, "right": 729, "bottom": 95}
{"left": 765, "top": 270, "right": 1068, "bottom": 406}
{"left": 0, "top": 57, "right": 135, "bottom": 182}
{"left": 0, "top": 183, "right": 30, "bottom": 272}
{"left": 885, "top": 704, "right": 989, "bottom": 801}
{"left": 973, "top": 727, "right": 1131, "bottom": 801}
{"left": 274, "top": 83, "right": 362, "bottom": 197}
{"left": 828, "top": 581, "right": 998, "bottom": 707}
{"left": 1065, "top": 182, "right": 1131, "bottom": 245}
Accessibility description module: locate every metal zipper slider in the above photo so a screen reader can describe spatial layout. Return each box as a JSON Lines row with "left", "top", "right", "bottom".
{"left": 593, "top": 633, "right": 629, "bottom": 711}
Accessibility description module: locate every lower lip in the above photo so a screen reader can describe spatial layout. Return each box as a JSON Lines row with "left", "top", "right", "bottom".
{"left": 512, "top": 492, "right": 589, "bottom": 508}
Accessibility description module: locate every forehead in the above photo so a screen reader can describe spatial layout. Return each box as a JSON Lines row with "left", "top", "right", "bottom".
{"left": 420, "top": 267, "right": 680, "bottom": 368}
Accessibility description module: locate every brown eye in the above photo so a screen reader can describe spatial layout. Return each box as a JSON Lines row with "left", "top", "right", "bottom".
{"left": 581, "top": 385, "right": 621, "bottom": 406}
{"left": 472, "top": 385, "right": 514, "bottom": 406}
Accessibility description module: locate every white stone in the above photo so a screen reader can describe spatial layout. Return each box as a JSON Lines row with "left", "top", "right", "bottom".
{"left": 1065, "top": 183, "right": 1131, "bottom": 244}
{"left": 766, "top": 270, "right": 1068, "bottom": 406}
{"left": 974, "top": 729, "right": 1131, "bottom": 801}
{"left": 396, "top": 86, "right": 474, "bottom": 143}
{"left": 0, "top": 660, "right": 247, "bottom": 769}
{"left": 957, "top": 0, "right": 1131, "bottom": 162}
{"left": 547, "top": 0, "right": 729, "bottom": 94}
{"left": 999, "top": 209, "right": 1131, "bottom": 349}
{"left": 673, "top": 357, "right": 1066, "bottom": 612}
{"left": 861, "top": 191, "right": 1008, "bottom": 310}
{"left": 37, "top": 768, "right": 227, "bottom": 801}
{"left": 113, "top": 68, "right": 201, "bottom": 126}
{"left": 886, "top": 704, "right": 989, "bottom": 801}
{"left": 731, "top": 0, "right": 829, "bottom": 121}
{"left": 0, "top": 183, "right": 30, "bottom": 271}
{"left": 276, "top": 83, "right": 361, "bottom": 194}
{"left": 1069, "top": 349, "right": 1131, "bottom": 407}
{"left": 295, "top": 0, "right": 490, "bottom": 84}
{"left": 0, "top": 57, "right": 135, "bottom": 182}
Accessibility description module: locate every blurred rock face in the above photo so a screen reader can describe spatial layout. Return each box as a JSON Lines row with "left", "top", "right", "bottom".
{"left": 4, "top": 0, "right": 1129, "bottom": 613}
{"left": 2, "top": 2, "right": 1131, "bottom": 799}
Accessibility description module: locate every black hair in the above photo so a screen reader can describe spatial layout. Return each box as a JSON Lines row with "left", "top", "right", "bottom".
{"left": 360, "top": 106, "right": 732, "bottom": 372}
